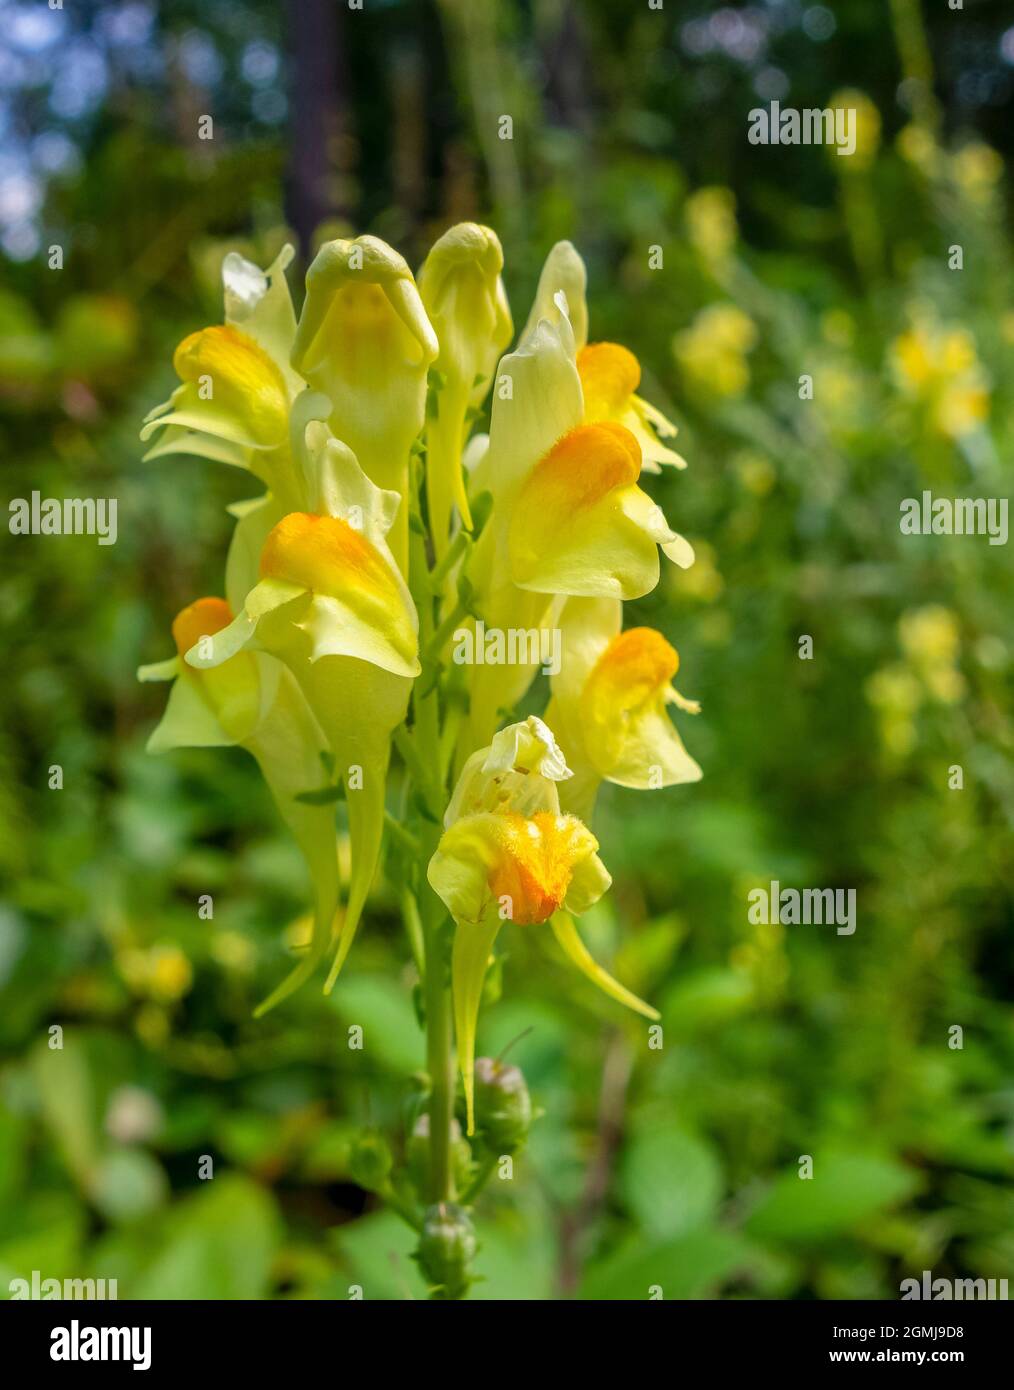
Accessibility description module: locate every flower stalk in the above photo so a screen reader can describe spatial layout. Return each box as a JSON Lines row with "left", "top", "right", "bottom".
{"left": 139, "top": 229, "right": 705, "bottom": 1299}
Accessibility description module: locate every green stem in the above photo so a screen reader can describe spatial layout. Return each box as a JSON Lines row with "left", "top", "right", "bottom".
{"left": 423, "top": 900, "right": 455, "bottom": 1203}
{"left": 458, "top": 1151, "right": 498, "bottom": 1206}
{"left": 425, "top": 598, "right": 470, "bottom": 665}
{"left": 384, "top": 810, "right": 421, "bottom": 858}
{"left": 401, "top": 887, "right": 425, "bottom": 977}
{"left": 428, "top": 527, "right": 471, "bottom": 593}
{"left": 377, "top": 1180, "right": 424, "bottom": 1232}
{"left": 403, "top": 447, "right": 466, "bottom": 1292}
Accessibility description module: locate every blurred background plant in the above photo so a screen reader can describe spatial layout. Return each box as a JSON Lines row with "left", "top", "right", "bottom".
{"left": 1, "top": 0, "right": 1012, "bottom": 1299}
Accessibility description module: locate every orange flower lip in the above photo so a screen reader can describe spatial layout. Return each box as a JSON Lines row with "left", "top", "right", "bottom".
{"left": 259, "top": 512, "right": 396, "bottom": 603}
{"left": 172, "top": 597, "right": 233, "bottom": 658}
{"left": 577, "top": 342, "right": 641, "bottom": 420}
{"left": 487, "top": 810, "right": 594, "bottom": 926}
{"left": 172, "top": 324, "right": 289, "bottom": 445}
{"left": 522, "top": 421, "right": 641, "bottom": 514}
{"left": 587, "top": 627, "right": 679, "bottom": 718}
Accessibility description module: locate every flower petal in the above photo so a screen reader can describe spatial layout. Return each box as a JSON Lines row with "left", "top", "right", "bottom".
{"left": 146, "top": 670, "right": 234, "bottom": 752}
{"left": 508, "top": 424, "right": 665, "bottom": 599}
{"left": 520, "top": 240, "right": 589, "bottom": 352}
{"left": 444, "top": 715, "right": 571, "bottom": 827}
{"left": 419, "top": 222, "right": 513, "bottom": 551}
{"left": 482, "top": 316, "right": 583, "bottom": 500}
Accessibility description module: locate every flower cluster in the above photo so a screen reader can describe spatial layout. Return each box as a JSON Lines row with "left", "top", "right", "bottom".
{"left": 139, "top": 226, "right": 703, "bottom": 1130}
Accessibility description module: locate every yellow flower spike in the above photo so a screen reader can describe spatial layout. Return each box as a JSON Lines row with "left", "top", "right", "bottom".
{"left": 185, "top": 436, "right": 420, "bottom": 987}
{"left": 138, "top": 597, "right": 341, "bottom": 1013}
{"left": 291, "top": 234, "right": 438, "bottom": 573}
{"left": 507, "top": 421, "right": 693, "bottom": 599}
{"left": 141, "top": 247, "right": 307, "bottom": 508}
{"left": 577, "top": 342, "right": 687, "bottom": 472}
{"left": 545, "top": 597, "right": 702, "bottom": 822}
{"left": 418, "top": 222, "right": 513, "bottom": 557}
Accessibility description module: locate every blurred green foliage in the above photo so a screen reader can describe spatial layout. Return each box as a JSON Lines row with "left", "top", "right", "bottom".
{"left": 1, "top": 0, "right": 1012, "bottom": 1299}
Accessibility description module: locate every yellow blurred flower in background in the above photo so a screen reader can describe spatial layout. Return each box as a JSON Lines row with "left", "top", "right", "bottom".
{"left": 866, "top": 605, "right": 966, "bottom": 756}
{"left": 733, "top": 451, "right": 776, "bottom": 497}
{"left": 890, "top": 316, "right": 989, "bottom": 439}
{"left": 685, "top": 187, "right": 738, "bottom": 266}
{"left": 897, "top": 122, "right": 940, "bottom": 176}
{"left": 950, "top": 142, "right": 1003, "bottom": 203}
{"left": 674, "top": 303, "right": 757, "bottom": 398}
{"left": 899, "top": 605, "right": 966, "bottom": 704}
{"left": 118, "top": 944, "right": 194, "bottom": 1003}
{"left": 865, "top": 663, "right": 923, "bottom": 758}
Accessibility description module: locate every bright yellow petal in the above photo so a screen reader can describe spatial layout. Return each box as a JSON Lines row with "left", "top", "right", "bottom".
{"left": 520, "top": 240, "right": 589, "bottom": 351}
{"left": 222, "top": 245, "right": 304, "bottom": 400}
{"left": 291, "top": 235, "right": 437, "bottom": 570}
{"left": 582, "top": 626, "right": 702, "bottom": 788}
{"left": 445, "top": 715, "right": 571, "bottom": 826}
{"left": 420, "top": 223, "right": 513, "bottom": 551}
{"left": 172, "top": 325, "right": 290, "bottom": 447}
{"left": 428, "top": 808, "right": 602, "bottom": 928}
{"left": 508, "top": 423, "right": 667, "bottom": 599}
{"left": 577, "top": 342, "right": 641, "bottom": 422}
{"left": 631, "top": 395, "right": 687, "bottom": 470}
{"left": 171, "top": 596, "right": 262, "bottom": 742}
{"left": 258, "top": 512, "right": 419, "bottom": 676}
{"left": 481, "top": 316, "right": 583, "bottom": 500}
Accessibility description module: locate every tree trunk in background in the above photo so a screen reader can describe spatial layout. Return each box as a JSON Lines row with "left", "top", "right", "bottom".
{"left": 540, "top": 0, "right": 592, "bottom": 136}
{"left": 286, "top": 0, "right": 348, "bottom": 256}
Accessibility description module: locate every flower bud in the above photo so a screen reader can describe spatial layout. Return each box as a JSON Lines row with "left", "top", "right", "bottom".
{"left": 472, "top": 1057, "right": 532, "bottom": 1154}
{"left": 416, "top": 1202, "right": 477, "bottom": 1299}
{"left": 348, "top": 1131, "right": 393, "bottom": 1192}
{"left": 406, "top": 1113, "right": 473, "bottom": 1194}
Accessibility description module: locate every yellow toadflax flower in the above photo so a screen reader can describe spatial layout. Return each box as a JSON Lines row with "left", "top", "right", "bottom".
{"left": 290, "top": 234, "right": 438, "bottom": 574}
{"left": 141, "top": 246, "right": 309, "bottom": 512}
{"left": 139, "top": 596, "right": 340, "bottom": 1014}
{"left": 673, "top": 302, "right": 757, "bottom": 398}
{"left": 520, "top": 239, "right": 686, "bottom": 470}
{"left": 134, "top": 225, "right": 715, "bottom": 1295}
{"left": 428, "top": 717, "right": 658, "bottom": 1133}
{"left": 418, "top": 222, "right": 513, "bottom": 557}
{"left": 461, "top": 271, "right": 692, "bottom": 755}
{"left": 890, "top": 317, "right": 989, "bottom": 440}
{"left": 576, "top": 342, "right": 687, "bottom": 471}
{"left": 184, "top": 432, "right": 421, "bottom": 987}
{"left": 545, "top": 598, "right": 702, "bottom": 821}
